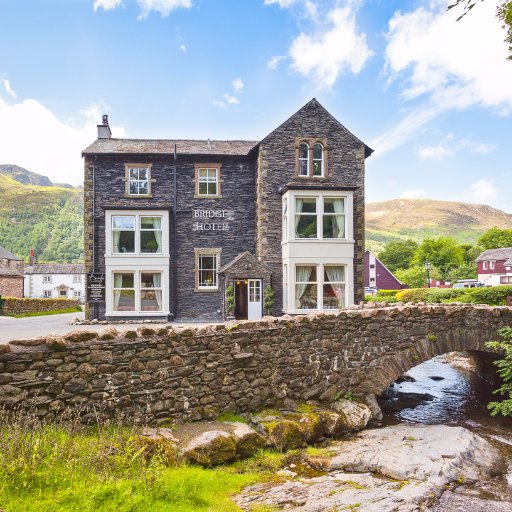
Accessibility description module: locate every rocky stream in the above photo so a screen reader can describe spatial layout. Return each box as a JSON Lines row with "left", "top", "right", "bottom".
{"left": 234, "top": 353, "right": 512, "bottom": 511}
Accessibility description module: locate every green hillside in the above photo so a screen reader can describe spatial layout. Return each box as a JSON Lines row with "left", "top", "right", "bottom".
{"left": 0, "top": 173, "right": 83, "bottom": 263}
{"left": 366, "top": 199, "right": 512, "bottom": 253}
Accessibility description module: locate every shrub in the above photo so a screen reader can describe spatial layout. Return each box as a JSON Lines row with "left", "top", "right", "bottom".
{"left": 466, "top": 285, "right": 512, "bottom": 306}
{"left": 486, "top": 326, "right": 512, "bottom": 417}
{"left": 375, "top": 289, "right": 401, "bottom": 297}
{"left": 423, "top": 288, "right": 468, "bottom": 303}
{"left": 396, "top": 288, "right": 429, "bottom": 303}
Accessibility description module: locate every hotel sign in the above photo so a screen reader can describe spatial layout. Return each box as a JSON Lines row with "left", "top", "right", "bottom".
{"left": 192, "top": 209, "right": 234, "bottom": 232}
{"left": 87, "top": 273, "right": 105, "bottom": 303}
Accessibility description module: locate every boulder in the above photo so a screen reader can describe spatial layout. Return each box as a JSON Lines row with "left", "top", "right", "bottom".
{"left": 183, "top": 430, "right": 237, "bottom": 466}
{"left": 45, "top": 333, "right": 68, "bottom": 350}
{"left": 229, "top": 422, "right": 266, "bottom": 458}
{"left": 263, "top": 419, "right": 305, "bottom": 451}
{"left": 98, "top": 327, "right": 118, "bottom": 340}
{"left": 132, "top": 430, "right": 180, "bottom": 466}
{"left": 330, "top": 399, "right": 371, "bottom": 432}
{"left": 286, "top": 413, "right": 324, "bottom": 443}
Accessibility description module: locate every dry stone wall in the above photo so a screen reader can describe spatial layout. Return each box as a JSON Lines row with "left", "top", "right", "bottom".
{"left": 0, "top": 304, "right": 510, "bottom": 424}
{"left": 1, "top": 297, "right": 80, "bottom": 316}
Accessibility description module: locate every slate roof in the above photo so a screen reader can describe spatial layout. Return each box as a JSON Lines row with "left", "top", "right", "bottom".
{"left": 82, "top": 138, "right": 259, "bottom": 156}
{"left": 0, "top": 267, "right": 23, "bottom": 277}
{"left": 0, "top": 245, "right": 22, "bottom": 261}
{"left": 24, "top": 264, "right": 85, "bottom": 275}
{"left": 476, "top": 248, "right": 512, "bottom": 262}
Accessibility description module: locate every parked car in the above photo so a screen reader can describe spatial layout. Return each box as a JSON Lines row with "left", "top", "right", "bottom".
{"left": 452, "top": 279, "right": 485, "bottom": 289}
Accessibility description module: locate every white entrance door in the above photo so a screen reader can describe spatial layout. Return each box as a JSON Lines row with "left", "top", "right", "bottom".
{"left": 247, "top": 279, "right": 262, "bottom": 320}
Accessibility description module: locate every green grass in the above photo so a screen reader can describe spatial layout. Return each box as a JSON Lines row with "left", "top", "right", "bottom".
{"left": 217, "top": 411, "right": 249, "bottom": 424}
{"left": 8, "top": 307, "right": 82, "bottom": 318}
{"left": 0, "top": 417, "right": 264, "bottom": 512}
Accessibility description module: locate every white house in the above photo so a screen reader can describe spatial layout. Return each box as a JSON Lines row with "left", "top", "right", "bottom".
{"left": 476, "top": 248, "right": 512, "bottom": 287}
{"left": 24, "top": 264, "right": 86, "bottom": 302}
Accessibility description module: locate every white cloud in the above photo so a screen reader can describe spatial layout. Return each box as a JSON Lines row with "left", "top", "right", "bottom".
{"left": 232, "top": 78, "right": 244, "bottom": 94}
{"left": 0, "top": 96, "right": 126, "bottom": 186}
{"left": 2, "top": 79, "right": 16, "bottom": 99}
{"left": 304, "top": 1, "right": 317, "bottom": 18}
{"left": 417, "top": 133, "right": 496, "bottom": 160}
{"left": 385, "top": 1, "right": 512, "bottom": 109}
{"left": 212, "top": 100, "right": 225, "bottom": 108}
{"left": 289, "top": 6, "right": 373, "bottom": 88}
{"left": 373, "top": 1, "right": 512, "bottom": 156}
{"left": 466, "top": 178, "right": 498, "bottom": 204}
{"left": 224, "top": 94, "right": 240, "bottom": 105}
{"left": 93, "top": 0, "right": 122, "bottom": 11}
{"left": 137, "top": 0, "right": 192, "bottom": 19}
{"left": 264, "top": 0, "right": 298, "bottom": 7}
{"left": 180, "top": 44, "right": 187, "bottom": 51}
{"left": 400, "top": 189, "right": 425, "bottom": 199}
{"left": 267, "top": 55, "right": 286, "bottom": 70}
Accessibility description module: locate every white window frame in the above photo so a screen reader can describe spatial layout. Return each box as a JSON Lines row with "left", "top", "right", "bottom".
{"left": 43, "top": 290, "right": 52, "bottom": 298}
{"left": 490, "top": 260, "right": 495, "bottom": 270}
{"left": 322, "top": 197, "right": 346, "bottom": 240}
{"left": 298, "top": 143, "right": 309, "bottom": 176}
{"left": 194, "top": 248, "right": 222, "bottom": 291}
{"left": 73, "top": 290, "right": 81, "bottom": 298}
{"left": 294, "top": 263, "right": 347, "bottom": 312}
{"left": 106, "top": 212, "right": 168, "bottom": 257}
{"left": 126, "top": 164, "right": 152, "bottom": 197}
{"left": 73, "top": 275, "right": 82, "bottom": 284}
{"left": 43, "top": 275, "right": 52, "bottom": 284}
{"left": 312, "top": 143, "right": 324, "bottom": 177}
{"left": 196, "top": 166, "right": 221, "bottom": 198}
{"left": 483, "top": 261, "right": 488, "bottom": 270}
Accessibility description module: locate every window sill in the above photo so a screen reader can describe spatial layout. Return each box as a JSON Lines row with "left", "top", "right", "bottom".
{"left": 282, "top": 239, "right": 355, "bottom": 244}
{"left": 194, "top": 287, "right": 220, "bottom": 293}
{"left": 124, "top": 194, "right": 153, "bottom": 199}
{"left": 106, "top": 311, "right": 169, "bottom": 317}
{"left": 194, "top": 195, "right": 223, "bottom": 199}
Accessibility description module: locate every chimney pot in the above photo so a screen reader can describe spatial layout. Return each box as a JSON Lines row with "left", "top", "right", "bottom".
{"left": 97, "top": 114, "right": 112, "bottom": 140}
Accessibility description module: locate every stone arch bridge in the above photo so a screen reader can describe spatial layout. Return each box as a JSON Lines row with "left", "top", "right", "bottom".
{"left": 0, "top": 304, "right": 511, "bottom": 423}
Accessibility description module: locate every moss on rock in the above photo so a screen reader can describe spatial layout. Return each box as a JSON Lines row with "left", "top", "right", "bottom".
{"left": 263, "top": 420, "right": 305, "bottom": 451}
{"left": 183, "top": 431, "right": 237, "bottom": 466}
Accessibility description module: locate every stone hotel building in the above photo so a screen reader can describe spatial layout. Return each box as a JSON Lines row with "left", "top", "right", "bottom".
{"left": 82, "top": 99, "right": 372, "bottom": 321}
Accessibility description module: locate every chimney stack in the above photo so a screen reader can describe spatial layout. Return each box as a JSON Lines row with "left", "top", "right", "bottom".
{"left": 29, "top": 248, "right": 36, "bottom": 266}
{"left": 97, "top": 114, "right": 112, "bottom": 140}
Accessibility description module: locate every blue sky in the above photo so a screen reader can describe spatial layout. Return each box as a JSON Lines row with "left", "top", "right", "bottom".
{"left": 0, "top": 0, "right": 511, "bottom": 211}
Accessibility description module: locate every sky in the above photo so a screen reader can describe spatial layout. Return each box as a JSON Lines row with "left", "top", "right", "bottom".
{"left": 0, "top": 0, "right": 511, "bottom": 210}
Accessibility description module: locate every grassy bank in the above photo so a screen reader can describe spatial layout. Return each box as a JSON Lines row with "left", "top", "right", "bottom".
{"left": 0, "top": 416, "right": 269, "bottom": 512}
{"left": 7, "top": 307, "right": 82, "bottom": 318}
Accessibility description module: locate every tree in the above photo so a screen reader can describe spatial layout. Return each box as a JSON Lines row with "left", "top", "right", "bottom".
{"left": 446, "top": 263, "right": 478, "bottom": 282}
{"left": 486, "top": 326, "right": 512, "bottom": 417}
{"left": 478, "top": 227, "right": 512, "bottom": 250}
{"left": 395, "top": 265, "right": 442, "bottom": 289}
{"left": 377, "top": 240, "right": 419, "bottom": 272}
{"left": 459, "top": 244, "right": 482, "bottom": 265}
{"left": 448, "top": 1, "right": 512, "bottom": 60}
{"left": 412, "top": 237, "right": 464, "bottom": 278}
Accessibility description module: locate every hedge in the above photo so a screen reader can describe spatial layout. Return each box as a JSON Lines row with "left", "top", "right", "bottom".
{"left": 0, "top": 297, "right": 81, "bottom": 316}
{"left": 393, "top": 286, "right": 512, "bottom": 306}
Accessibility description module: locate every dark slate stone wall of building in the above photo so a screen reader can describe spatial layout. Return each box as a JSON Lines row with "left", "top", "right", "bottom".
{"left": 84, "top": 154, "right": 257, "bottom": 320}
{"left": 256, "top": 100, "right": 367, "bottom": 314}
{"left": 0, "top": 304, "right": 508, "bottom": 424}
{"left": 174, "top": 155, "right": 256, "bottom": 320}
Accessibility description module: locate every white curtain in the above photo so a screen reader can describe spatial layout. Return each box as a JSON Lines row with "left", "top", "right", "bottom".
{"left": 154, "top": 230, "right": 162, "bottom": 253}
{"left": 295, "top": 198, "right": 303, "bottom": 236}
{"left": 295, "top": 266, "right": 312, "bottom": 307}
{"left": 112, "top": 231, "right": 121, "bottom": 253}
{"left": 333, "top": 199, "right": 345, "bottom": 238}
{"left": 325, "top": 266, "right": 345, "bottom": 304}
{"left": 113, "top": 273, "right": 123, "bottom": 309}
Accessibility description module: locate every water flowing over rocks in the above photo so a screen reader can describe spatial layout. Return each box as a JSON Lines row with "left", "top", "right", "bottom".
{"left": 235, "top": 424, "right": 505, "bottom": 511}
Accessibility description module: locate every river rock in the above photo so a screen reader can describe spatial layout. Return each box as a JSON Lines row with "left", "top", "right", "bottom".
{"left": 229, "top": 422, "right": 266, "bottom": 458}
{"left": 235, "top": 424, "right": 504, "bottom": 512}
{"left": 330, "top": 399, "right": 371, "bottom": 432}
{"left": 182, "top": 430, "right": 237, "bottom": 466}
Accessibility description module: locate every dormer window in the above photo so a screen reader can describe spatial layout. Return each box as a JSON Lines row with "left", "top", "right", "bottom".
{"left": 296, "top": 138, "right": 327, "bottom": 177}
{"left": 313, "top": 143, "right": 324, "bottom": 176}
{"left": 299, "top": 143, "right": 309, "bottom": 176}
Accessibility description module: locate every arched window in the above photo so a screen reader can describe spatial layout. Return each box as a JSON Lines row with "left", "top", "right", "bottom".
{"left": 299, "top": 143, "right": 309, "bottom": 176}
{"left": 313, "top": 143, "right": 324, "bottom": 176}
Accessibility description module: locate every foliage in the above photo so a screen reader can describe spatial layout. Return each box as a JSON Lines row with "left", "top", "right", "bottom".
{"left": 465, "top": 285, "right": 512, "bottom": 305}
{"left": 478, "top": 226, "right": 512, "bottom": 250}
{"left": 264, "top": 285, "right": 275, "bottom": 315}
{"left": 486, "top": 326, "right": 512, "bottom": 416}
{"left": 396, "top": 288, "right": 429, "bottom": 303}
{"left": 377, "top": 239, "right": 418, "bottom": 272}
{"left": 225, "top": 285, "right": 235, "bottom": 315}
{"left": 0, "top": 412, "right": 262, "bottom": 512}
{"left": 394, "top": 285, "right": 512, "bottom": 305}
{"left": 446, "top": 263, "right": 478, "bottom": 282}
{"left": 395, "top": 265, "right": 442, "bottom": 289}
{"left": 412, "top": 237, "right": 464, "bottom": 278}
{"left": 0, "top": 173, "right": 83, "bottom": 263}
